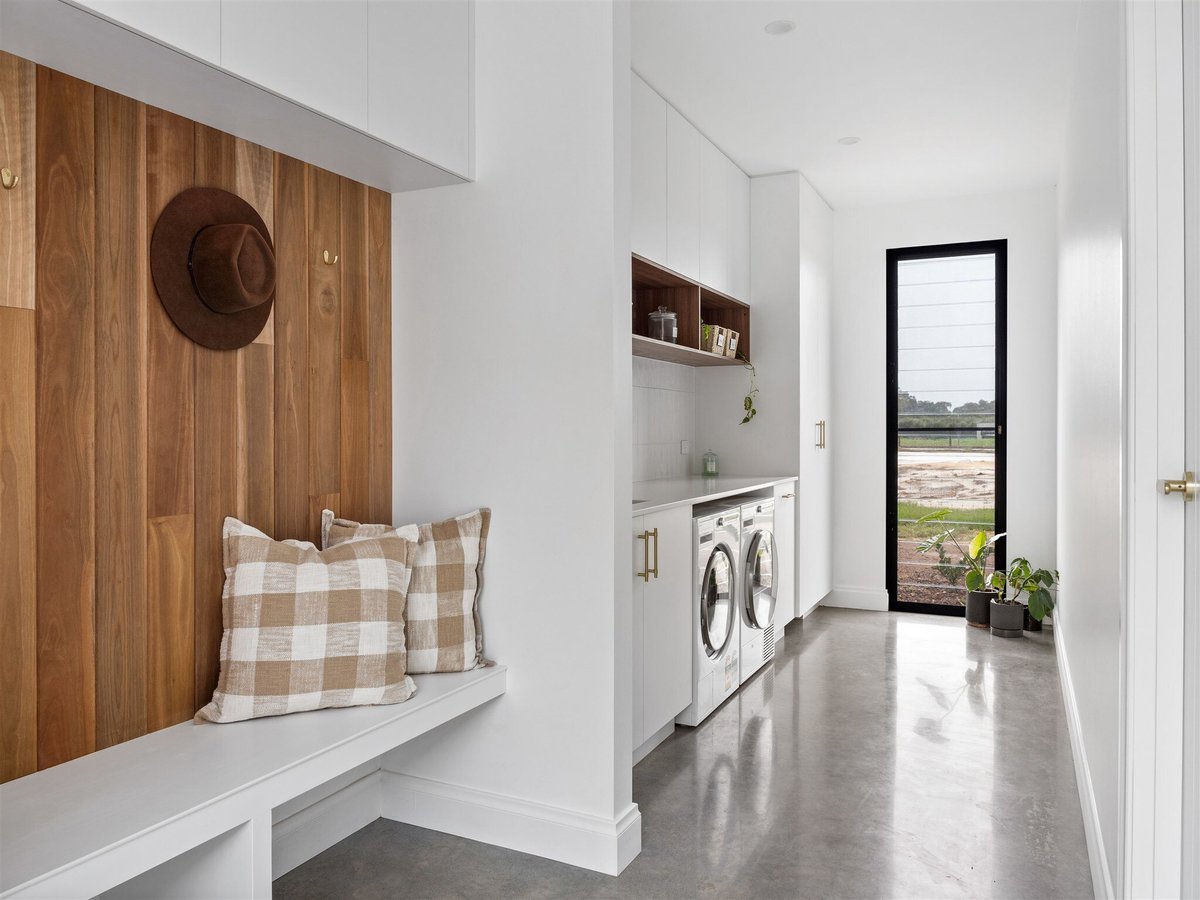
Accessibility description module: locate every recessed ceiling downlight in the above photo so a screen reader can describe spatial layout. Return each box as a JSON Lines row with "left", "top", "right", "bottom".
{"left": 764, "top": 19, "right": 796, "bottom": 35}
{"left": 837, "top": 136, "right": 861, "bottom": 145}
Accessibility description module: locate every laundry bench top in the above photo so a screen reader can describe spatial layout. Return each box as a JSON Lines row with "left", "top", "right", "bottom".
{"left": 0, "top": 666, "right": 506, "bottom": 899}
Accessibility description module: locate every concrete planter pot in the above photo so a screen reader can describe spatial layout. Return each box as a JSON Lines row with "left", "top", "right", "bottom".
{"left": 990, "top": 600, "right": 1025, "bottom": 638}
{"left": 966, "top": 590, "right": 996, "bottom": 628}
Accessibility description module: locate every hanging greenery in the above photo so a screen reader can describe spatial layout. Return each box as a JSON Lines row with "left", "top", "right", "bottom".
{"left": 739, "top": 354, "right": 758, "bottom": 425}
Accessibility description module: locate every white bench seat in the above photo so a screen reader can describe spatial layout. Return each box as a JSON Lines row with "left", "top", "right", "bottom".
{"left": 0, "top": 666, "right": 506, "bottom": 899}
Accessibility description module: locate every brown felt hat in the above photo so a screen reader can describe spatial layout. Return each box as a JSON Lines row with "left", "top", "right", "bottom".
{"left": 151, "top": 187, "right": 275, "bottom": 351}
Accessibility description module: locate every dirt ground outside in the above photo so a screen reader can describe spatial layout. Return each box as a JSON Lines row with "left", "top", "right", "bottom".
{"left": 896, "top": 449, "right": 996, "bottom": 605}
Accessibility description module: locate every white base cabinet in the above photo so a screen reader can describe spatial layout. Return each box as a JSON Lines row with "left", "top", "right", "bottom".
{"left": 773, "top": 482, "right": 797, "bottom": 639}
{"left": 631, "top": 506, "right": 692, "bottom": 754}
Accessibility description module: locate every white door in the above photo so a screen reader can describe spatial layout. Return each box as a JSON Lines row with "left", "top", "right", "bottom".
{"left": 641, "top": 506, "right": 692, "bottom": 739}
{"left": 1124, "top": 2, "right": 1192, "bottom": 895}
{"left": 698, "top": 140, "right": 729, "bottom": 295}
{"left": 1181, "top": 1, "right": 1199, "bottom": 894}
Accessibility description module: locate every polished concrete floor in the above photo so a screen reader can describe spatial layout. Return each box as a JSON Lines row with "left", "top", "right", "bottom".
{"left": 275, "top": 608, "right": 1093, "bottom": 899}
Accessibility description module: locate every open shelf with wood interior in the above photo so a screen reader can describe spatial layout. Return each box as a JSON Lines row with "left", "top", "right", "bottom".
{"left": 631, "top": 255, "right": 750, "bottom": 367}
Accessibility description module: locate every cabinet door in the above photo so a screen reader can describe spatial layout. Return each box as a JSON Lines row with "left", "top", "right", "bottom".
{"left": 665, "top": 106, "right": 700, "bottom": 280}
{"left": 773, "top": 483, "right": 796, "bottom": 636}
{"left": 727, "top": 159, "right": 750, "bottom": 301}
{"left": 221, "top": 0, "right": 369, "bottom": 129}
{"left": 73, "top": 0, "right": 222, "bottom": 62}
{"left": 797, "top": 275, "right": 833, "bottom": 615}
{"left": 631, "top": 516, "right": 646, "bottom": 750}
{"left": 367, "top": 0, "right": 471, "bottom": 178}
{"left": 642, "top": 505, "right": 692, "bottom": 739}
{"left": 698, "top": 139, "right": 729, "bottom": 295}
{"left": 631, "top": 74, "right": 667, "bottom": 265}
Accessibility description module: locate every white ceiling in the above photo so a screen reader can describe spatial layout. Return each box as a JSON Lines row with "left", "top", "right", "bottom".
{"left": 631, "top": 0, "right": 1082, "bottom": 209}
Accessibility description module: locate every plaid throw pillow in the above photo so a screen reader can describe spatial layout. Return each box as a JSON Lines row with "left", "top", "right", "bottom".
{"left": 196, "top": 517, "right": 419, "bottom": 724}
{"left": 321, "top": 508, "right": 491, "bottom": 673}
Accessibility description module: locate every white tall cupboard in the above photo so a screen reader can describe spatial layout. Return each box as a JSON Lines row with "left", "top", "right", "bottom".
{"left": 631, "top": 506, "right": 692, "bottom": 755}
{"left": 773, "top": 482, "right": 797, "bottom": 639}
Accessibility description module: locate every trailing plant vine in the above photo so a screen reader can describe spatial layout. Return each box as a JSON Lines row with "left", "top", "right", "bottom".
{"left": 739, "top": 353, "right": 758, "bottom": 425}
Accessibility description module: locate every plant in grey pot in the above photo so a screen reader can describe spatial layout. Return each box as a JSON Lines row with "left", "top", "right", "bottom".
{"left": 916, "top": 509, "right": 1006, "bottom": 628}
{"left": 1002, "top": 557, "right": 1059, "bottom": 634}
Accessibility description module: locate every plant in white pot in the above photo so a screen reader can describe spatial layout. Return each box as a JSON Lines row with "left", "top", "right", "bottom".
{"left": 993, "top": 557, "right": 1059, "bottom": 636}
{"left": 916, "top": 509, "right": 1005, "bottom": 627}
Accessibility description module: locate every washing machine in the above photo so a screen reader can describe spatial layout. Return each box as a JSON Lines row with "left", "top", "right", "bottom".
{"left": 739, "top": 498, "right": 777, "bottom": 684}
{"left": 676, "top": 503, "right": 741, "bottom": 727}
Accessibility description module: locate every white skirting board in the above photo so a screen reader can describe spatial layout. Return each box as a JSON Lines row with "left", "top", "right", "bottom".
{"left": 1055, "top": 623, "right": 1115, "bottom": 900}
{"left": 272, "top": 769, "right": 381, "bottom": 879}
{"left": 379, "top": 771, "right": 642, "bottom": 876}
{"left": 633, "top": 720, "right": 675, "bottom": 766}
{"left": 822, "top": 586, "right": 889, "bottom": 611}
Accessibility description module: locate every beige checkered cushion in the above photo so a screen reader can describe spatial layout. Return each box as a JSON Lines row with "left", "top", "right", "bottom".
{"left": 196, "top": 517, "right": 419, "bottom": 724}
{"left": 321, "top": 508, "right": 491, "bottom": 673}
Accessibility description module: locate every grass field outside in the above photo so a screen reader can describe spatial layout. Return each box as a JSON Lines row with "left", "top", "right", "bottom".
{"left": 898, "top": 437, "right": 995, "bottom": 450}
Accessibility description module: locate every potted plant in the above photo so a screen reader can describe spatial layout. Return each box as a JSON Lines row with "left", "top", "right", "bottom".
{"left": 916, "top": 509, "right": 1005, "bottom": 628}
{"left": 997, "top": 557, "right": 1059, "bottom": 634}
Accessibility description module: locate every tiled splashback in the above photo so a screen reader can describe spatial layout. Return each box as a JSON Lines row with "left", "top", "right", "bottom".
{"left": 633, "top": 357, "right": 696, "bottom": 481}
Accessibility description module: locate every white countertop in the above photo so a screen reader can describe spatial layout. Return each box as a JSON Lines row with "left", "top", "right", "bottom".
{"left": 632, "top": 475, "right": 797, "bottom": 516}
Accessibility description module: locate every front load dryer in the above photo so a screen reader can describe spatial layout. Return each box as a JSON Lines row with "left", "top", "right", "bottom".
{"left": 738, "top": 498, "right": 777, "bottom": 684}
{"left": 677, "top": 504, "right": 741, "bottom": 727}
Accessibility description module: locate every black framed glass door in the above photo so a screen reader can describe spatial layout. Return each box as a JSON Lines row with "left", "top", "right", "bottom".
{"left": 886, "top": 240, "right": 1007, "bottom": 615}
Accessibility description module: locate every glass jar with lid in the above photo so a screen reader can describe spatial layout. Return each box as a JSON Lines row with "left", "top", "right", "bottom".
{"left": 648, "top": 306, "right": 678, "bottom": 344}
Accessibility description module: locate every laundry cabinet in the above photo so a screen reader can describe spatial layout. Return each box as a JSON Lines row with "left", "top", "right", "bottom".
{"left": 773, "top": 482, "right": 797, "bottom": 640}
{"left": 631, "top": 506, "right": 692, "bottom": 757}
{"left": 69, "top": 0, "right": 222, "bottom": 62}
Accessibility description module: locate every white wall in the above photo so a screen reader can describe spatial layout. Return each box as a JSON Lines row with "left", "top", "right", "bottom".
{"left": 1055, "top": 0, "right": 1125, "bottom": 892}
{"left": 830, "top": 188, "right": 1059, "bottom": 608}
{"left": 383, "top": 0, "right": 637, "bottom": 874}
{"left": 633, "top": 358, "right": 695, "bottom": 480}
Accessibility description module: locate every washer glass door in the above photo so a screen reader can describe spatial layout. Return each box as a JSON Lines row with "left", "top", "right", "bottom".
{"left": 745, "top": 530, "right": 777, "bottom": 629}
{"left": 700, "top": 545, "right": 734, "bottom": 658}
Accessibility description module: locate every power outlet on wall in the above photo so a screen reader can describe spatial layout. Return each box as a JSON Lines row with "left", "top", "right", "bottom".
{"left": 680, "top": 440, "right": 691, "bottom": 456}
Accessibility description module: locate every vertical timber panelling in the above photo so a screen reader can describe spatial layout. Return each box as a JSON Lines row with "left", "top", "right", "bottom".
{"left": 367, "top": 188, "right": 393, "bottom": 523}
{"left": 235, "top": 138, "right": 276, "bottom": 536}
{"left": 93, "top": 89, "right": 148, "bottom": 749}
{"left": 192, "top": 124, "right": 240, "bottom": 710}
{"left": 3, "top": 59, "right": 391, "bottom": 780}
{"left": 35, "top": 68, "right": 96, "bottom": 769}
{"left": 0, "top": 308, "right": 38, "bottom": 780}
{"left": 0, "top": 52, "right": 35, "bottom": 310}
{"left": 274, "top": 155, "right": 311, "bottom": 542}
{"left": 0, "top": 51, "right": 38, "bottom": 781}
{"left": 307, "top": 166, "right": 342, "bottom": 540}
{"left": 144, "top": 106, "right": 196, "bottom": 732}
{"left": 339, "top": 177, "right": 370, "bottom": 520}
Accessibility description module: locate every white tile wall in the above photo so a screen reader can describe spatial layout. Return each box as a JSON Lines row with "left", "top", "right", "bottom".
{"left": 633, "top": 357, "right": 696, "bottom": 481}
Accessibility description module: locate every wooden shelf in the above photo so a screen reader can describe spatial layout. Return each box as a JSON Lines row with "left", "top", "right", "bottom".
{"left": 631, "top": 254, "right": 751, "bottom": 366}
{"left": 633, "top": 335, "right": 743, "bottom": 367}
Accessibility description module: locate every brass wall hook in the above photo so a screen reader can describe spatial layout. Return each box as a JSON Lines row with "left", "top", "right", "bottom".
{"left": 322, "top": 250, "right": 338, "bottom": 265}
{"left": 1, "top": 167, "right": 17, "bottom": 190}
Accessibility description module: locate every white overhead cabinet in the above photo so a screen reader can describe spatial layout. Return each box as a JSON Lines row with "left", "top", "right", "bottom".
{"left": 221, "top": 0, "right": 370, "bottom": 130}
{"left": 631, "top": 506, "right": 692, "bottom": 757}
{"left": 630, "top": 74, "right": 749, "bottom": 300}
{"left": 665, "top": 106, "right": 700, "bottom": 281}
{"left": 367, "top": 0, "right": 472, "bottom": 178}
{"left": 71, "top": 0, "right": 222, "bottom": 63}
{"left": 631, "top": 73, "right": 667, "bottom": 264}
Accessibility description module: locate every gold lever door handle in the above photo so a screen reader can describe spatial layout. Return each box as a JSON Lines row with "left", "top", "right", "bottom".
{"left": 1162, "top": 472, "right": 1198, "bottom": 500}
{"left": 637, "top": 531, "right": 651, "bottom": 581}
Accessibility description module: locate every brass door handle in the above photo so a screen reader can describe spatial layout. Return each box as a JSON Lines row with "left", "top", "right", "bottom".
{"left": 637, "top": 531, "right": 650, "bottom": 581}
{"left": 1162, "top": 472, "right": 1198, "bottom": 501}
{"left": 814, "top": 419, "right": 826, "bottom": 449}
{"left": 648, "top": 527, "right": 659, "bottom": 580}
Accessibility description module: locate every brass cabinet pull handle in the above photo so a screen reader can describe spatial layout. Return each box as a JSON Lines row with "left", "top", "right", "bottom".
{"left": 1, "top": 167, "right": 17, "bottom": 189}
{"left": 650, "top": 527, "right": 659, "bottom": 579}
{"left": 815, "top": 420, "right": 827, "bottom": 449}
{"left": 638, "top": 530, "right": 651, "bottom": 581}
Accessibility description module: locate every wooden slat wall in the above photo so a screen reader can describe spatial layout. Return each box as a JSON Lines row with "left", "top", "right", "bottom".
{"left": 0, "top": 52, "right": 392, "bottom": 781}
